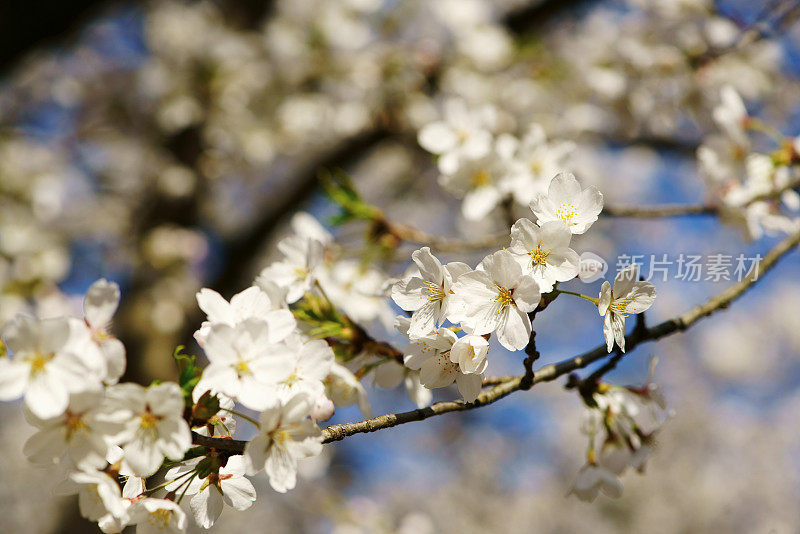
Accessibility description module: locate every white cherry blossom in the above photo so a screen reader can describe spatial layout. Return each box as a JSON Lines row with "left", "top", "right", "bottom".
{"left": 194, "top": 320, "right": 295, "bottom": 411}
{"left": 24, "top": 389, "right": 119, "bottom": 470}
{"left": 55, "top": 469, "right": 130, "bottom": 529}
{"left": 713, "top": 85, "right": 749, "bottom": 146}
{"left": 508, "top": 218, "right": 580, "bottom": 292}
{"left": 325, "top": 362, "right": 371, "bottom": 418}
{"left": 128, "top": 498, "right": 188, "bottom": 534}
{"left": 397, "top": 317, "right": 483, "bottom": 402}
{"left": 165, "top": 455, "right": 256, "bottom": 529}
{"left": 598, "top": 265, "right": 657, "bottom": 352}
{"left": 256, "top": 235, "right": 325, "bottom": 303}
{"left": 452, "top": 250, "right": 541, "bottom": 351}
{"left": 106, "top": 382, "right": 192, "bottom": 477}
{"left": 194, "top": 285, "right": 295, "bottom": 347}
{"left": 391, "top": 247, "right": 470, "bottom": 338}
{"left": 0, "top": 315, "right": 99, "bottom": 419}
{"left": 243, "top": 393, "right": 323, "bottom": 492}
{"left": 569, "top": 463, "right": 623, "bottom": 502}
{"left": 417, "top": 98, "right": 495, "bottom": 175}
{"left": 438, "top": 150, "right": 513, "bottom": 221}
{"left": 370, "top": 360, "right": 432, "bottom": 408}
{"left": 82, "top": 279, "right": 126, "bottom": 384}
{"left": 449, "top": 330, "right": 489, "bottom": 375}
{"left": 502, "top": 125, "right": 575, "bottom": 205}
{"left": 275, "top": 334, "right": 335, "bottom": 402}
{"left": 530, "top": 172, "right": 604, "bottom": 234}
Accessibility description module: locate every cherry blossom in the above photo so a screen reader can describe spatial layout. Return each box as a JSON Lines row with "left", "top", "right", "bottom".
{"left": 81, "top": 279, "right": 126, "bottom": 384}
{"left": 0, "top": 315, "right": 100, "bottom": 419}
{"left": 256, "top": 235, "right": 325, "bottom": 303}
{"left": 106, "top": 382, "right": 192, "bottom": 477}
{"left": 391, "top": 247, "right": 470, "bottom": 338}
{"left": 194, "top": 285, "right": 295, "bottom": 347}
{"left": 449, "top": 330, "right": 489, "bottom": 375}
{"left": 396, "top": 317, "right": 484, "bottom": 402}
{"left": 438, "top": 150, "right": 513, "bottom": 221}
{"left": 243, "top": 393, "right": 323, "bottom": 492}
{"left": 713, "top": 85, "right": 749, "bottom": 147}
{"left": 128, "top": 498, "right": 188, "bottom": 534}
{"left": 194, "top": 319, "right": 295, "bottom": 410}
{"left": 598, "top": 265, "right": 657, "bottom": 352}
{"left": 417, "top": 98, "right": 495, "bottom": 175}
{"left": 502, "top": 125, "right": 575, "bottom": 205}
{"left": 508, "top": 218, "right": 580, "bottom": 292}
{"left": 275, "top": 334, "right": 335, "bottom": 403}
{"left": 451, "top": 250, "right": 541, "bottom": 351}
{"left": 165, "top": 455, "right": 256, "bottom": 528}
{"left": 530, "top": 172, "right": 604, "bottom": 234}
{"left": 569, "top": 463, "right": 623, "bottom": 502}
{"left": 325, "top": 362, "right": 372, "bottom": 418}
{"left": 55, "top": 469, "right": 130, "bottom": 530}
{"left": 24, "top": 389, "right": 118, "bottom": 470}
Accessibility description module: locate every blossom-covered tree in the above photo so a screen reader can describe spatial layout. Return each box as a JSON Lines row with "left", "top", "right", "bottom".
{"left": 2, "top": 0, "right": 800, "bottom": 533}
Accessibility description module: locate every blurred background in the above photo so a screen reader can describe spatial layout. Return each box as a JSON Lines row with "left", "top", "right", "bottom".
{"left": 2, "top": 0, "right": 800, "bottom": 532}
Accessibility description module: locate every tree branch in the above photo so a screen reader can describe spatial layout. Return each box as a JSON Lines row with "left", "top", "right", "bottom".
{"left": 602, "top": 176, "right": 800, "bottom": 218}
{"left": 387, "top": 222, "right": 507, "bottom": 252}
{"left": 192, "top": 226, "right": 800, "bottom": 451}
{"left": 602, "top": 203, "right": 716, "bottom": 217}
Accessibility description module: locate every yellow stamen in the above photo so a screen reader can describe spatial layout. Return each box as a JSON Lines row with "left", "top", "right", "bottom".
{"left": 471, "top": 169, "right": 491, "bottom": 188}
{"left": 493, "top": 284, "right": 515, "bottom": 313}
{"left": 140, "top": 411, "right": 158, "bottom": 430}
{"left": 283, "top": 372, "right": 299, "bottom": 387}
{"left": 147, "top": 509, "right": 172, "bottom": 528}
{"left": 556, "top": 202, "right": 578, "bottom": 225}
{"left": 234, "top": 360, "right": 251, "bottom": 376}
{"left": 273, "top": 429, "right": 291, "bottom": 446}
{"left": 609, "top": 297, "right": 634, "bottom": 317}
{"left": 65, "top": 412, "right": 87, "bottom": 441}
{"left": 528, "top": 243, "right": 550, "bottom": 268}
{"left": 420, "top": 280, "right": 446, "bottom": 304}
{"left": 28, "top": 352, "right": 53, "bottom": 376}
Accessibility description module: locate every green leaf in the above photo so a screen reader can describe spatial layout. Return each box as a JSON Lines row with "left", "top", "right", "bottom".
{"left": 320, "top": 169, "right": 382, "bottom": 226}
{"left": 173, "top": 345, "right": 202, "bottom": 402}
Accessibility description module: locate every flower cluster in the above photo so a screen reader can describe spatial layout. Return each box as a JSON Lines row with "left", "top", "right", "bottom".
{"left": 418, "top": 101, "right": 576, "bottom": 221}
{"left": 392, "top": 172, "right": 650, "bottom": 401}
{"left": 570, "top": 358, "right": 672, "bottom": 502}
{"left": 699, "top": 86, "right": 800, "bottom": 239}
{"left": 0, "top": 270, "right": 336, "bottom": 531}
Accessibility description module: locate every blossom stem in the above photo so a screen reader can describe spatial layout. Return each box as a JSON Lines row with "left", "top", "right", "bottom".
{"left": 554, "top": 289, "right": 599, "bottom": 305}
{"left": 144, "top": 467, "right": 196, "bottom": 495}
{"left": 747, "top": 117, "right": 785, "bottom": 142}
{"left": 175, "top": 472, "right": 198, "bottom": 504}
{"left": 219, "top": 408, "right": 261, "bottom": 429}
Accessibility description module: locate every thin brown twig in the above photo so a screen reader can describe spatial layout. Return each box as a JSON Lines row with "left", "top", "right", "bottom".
{"left": 602, "top": 176, "right": 800, "bottom": 218}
